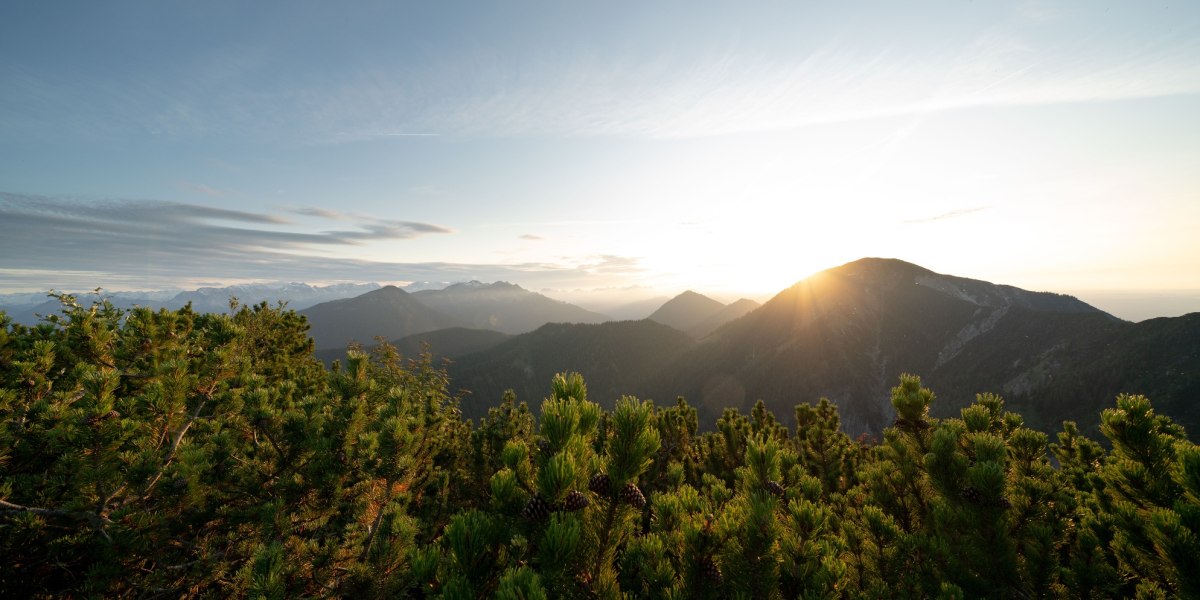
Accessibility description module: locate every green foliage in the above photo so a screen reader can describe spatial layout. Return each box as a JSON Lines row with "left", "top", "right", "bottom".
{"left": 2, "top": 298, "right": 1197, "bottom": 598}
{"left": 0, "top": 298, "right": 464, "bottom": 597}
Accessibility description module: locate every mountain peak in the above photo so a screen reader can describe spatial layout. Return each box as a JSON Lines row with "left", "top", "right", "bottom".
{"left": 371, "top": 284, "right": 410, "bottom": 295}
{"left": 791, "top": 258, "right": 1105, "bottom": 316}
{"left": 648, "top": 291, "right": 730, "bottom": 336}
{"left": 300, "top": 285, "right": 452, "bottom": 349}
{"left": 827, "top": 257, "right": 934, "bottom": 278}
{"left": 444, "top": 280, "right": 523, "bottom": 292}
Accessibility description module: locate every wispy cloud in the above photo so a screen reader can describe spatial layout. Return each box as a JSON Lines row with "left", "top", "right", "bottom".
{"left": 518, "top": 233, "right": 544, "bottom": 241}
{"left": 9, "top": 14, "right": 1195, "bottom": 144}
{"left": 904, "top": 206, "right": 992, "bottom": 224}
{"left": 0, "top": 193, "right": 642, "bottom": 293}
{"left": 293, "top": 207, "right": 347, "bottom": 220}
{"left": 288, "top": 207, "right": 452, "bottom": 237}
{"left": 0, "top": 193, "right": 454, "bottom": 286}
{"left": 329, "top": 32, "right": 1200, "bottom": 140}
{"left": 580, "top": 255, "right": 645, "bottom": 275}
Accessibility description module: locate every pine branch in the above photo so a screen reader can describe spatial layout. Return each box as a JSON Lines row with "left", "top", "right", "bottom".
{"left": 136, "top": 392, "right": 210, "bottom": 503}
{"left": 0, "top": 498, "right": 77, "bottom": 519}
{"left": 592, "top": 497, "right": 620, "bottom": 583}
{"left": 0, "top": 498, "right": 113, "bottom": 539}
{"left": 359, "top": 475, "right": 395, "bottom": 562}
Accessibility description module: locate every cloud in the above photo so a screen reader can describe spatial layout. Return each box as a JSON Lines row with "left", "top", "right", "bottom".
{"left": 904, "top": 206, "right": 991, "bottom": 224}
{"left": 339, "top": 32, "right": 1200, "bottom": 140}
{"left": 288, "top": 208, "right": 451, "bottom": 238}
{"left": 518, "top": 233, "right": 544, "bottom": 241}
{"left": 580, "top": 255, "right": 645, "bottom": 275}
{"left": 293, "top": 207, "right": 347, "bottom": 220}
{"left": 0, "top": 193, "right": 637, "bottom": 293}
{"left": 324, "top": 220, "right": 453, "bottom": 241}
{"left": 0, "top": 193, "right": 455, "bottom": 287}
{"left": 10, "top": 10, "right": 1196, "bottom": 145}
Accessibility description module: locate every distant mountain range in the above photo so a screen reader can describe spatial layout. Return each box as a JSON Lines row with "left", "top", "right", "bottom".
{"left": 410, "top": 281, "right": 608, "bottom": 334}
{"left": 437, "top": 258, "right": 1198, "bottom": 440}
{"left": 0, "top": 282, "right": 380, "bottom": 326}
{"left": 300, "top": 281, "right": 609, "bottom": 350}
{"left": 5, "top": 261, "right": 1196, "bottom": 439}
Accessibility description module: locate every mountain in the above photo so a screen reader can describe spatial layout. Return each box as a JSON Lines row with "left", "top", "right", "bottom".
{"left": 410, "top": 281, "right": 608, "bottom": 334}
{"left": 647, "top": 291, "right": 726, "bottom": 332}
{"left": 165, "top": 282, "right": 380, "bottom": 313}
{"left": 0, "top": 283, "right": 379, "bottom": 326}
{"left": 448, "top": 320, "right": 695, "bottom": 419}
{"left": 2, "top": 297, "right": 83, "bottom": 326}
{"left": 643, "top": 257, "right": 1200, "bottom": 437}
{"left": 647, "top": 291, "right": 762, "bottom": 338}
{"left": 0, "top": 290, "right": 172, "bottom": 326}
{"left": 951, "top": 312, "right": 1200, "bottom": 438}
{"left": 300, "top": 286, "right": 457, "bottom": 350}
{"left": 314, "top": 327, "right": 511, "bottom": 365}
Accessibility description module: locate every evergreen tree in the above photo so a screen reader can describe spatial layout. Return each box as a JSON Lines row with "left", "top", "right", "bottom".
{"left": 3, "top": 296, "right": 1199, "bottom": 599}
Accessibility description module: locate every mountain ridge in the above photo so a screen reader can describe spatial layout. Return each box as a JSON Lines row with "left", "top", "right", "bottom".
{"left": 645, "top": 257, "right": 1188, "bottom": 436}
{"left": 300, "top": 286, "right": 458, "bottom": 350}
{"left": 434, "top": 258, "right": 1197, "bottom": 439}
{"left": 409, "top": 280, "right": 608, "bottom": 335}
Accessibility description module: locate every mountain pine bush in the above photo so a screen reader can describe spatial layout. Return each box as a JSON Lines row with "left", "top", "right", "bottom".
{"left": 2, "top": 297, "right": 1198, "bottom": 597}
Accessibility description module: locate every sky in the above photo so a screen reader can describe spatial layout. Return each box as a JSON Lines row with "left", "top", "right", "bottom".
{"left": 1, "top": 1, "right": 1198, "bottom": 316}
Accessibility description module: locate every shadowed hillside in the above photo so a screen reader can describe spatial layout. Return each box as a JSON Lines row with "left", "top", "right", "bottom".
{"left": 448, "top": 320, "right": 695, "bottom": 419}
{"left": 643, "top": 258, "right": 1198, "bottom": 436}
{"left": 315, "top": 327, "right": 512, "bottom": 366}
{"left": 301, "top": 286, "right": 457, "bottom": 350}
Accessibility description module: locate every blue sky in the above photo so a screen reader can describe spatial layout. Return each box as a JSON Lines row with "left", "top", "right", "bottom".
{"left": 2, "top": 1, "right": 1198, "bottom": 311}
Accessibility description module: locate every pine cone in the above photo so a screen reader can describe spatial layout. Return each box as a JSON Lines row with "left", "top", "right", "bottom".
{"left": 589, "top": 473, "right": 611, "bottom": 496}
{"left": 765, "top": 480, "right": 785, "bottom": 498}
{"left": 960, "top": 486, "right": 982, "bottom": 504}
{"left": 701, "top": 556, "right": 723, "bottom": 583}
{"left": 620, "top": 483, "right": 646, "bottom": 508}
{"left": 522, "top": 494, "right": 551, "bottom": 520}
{"left": 536, "top": 439, "right": 552, "bottom": 455}
{"left": 563, "top": 490, "right": 589, "bottom": 511}
{"left": 997, "top": 496, "right": 1012, "bottom": 509}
